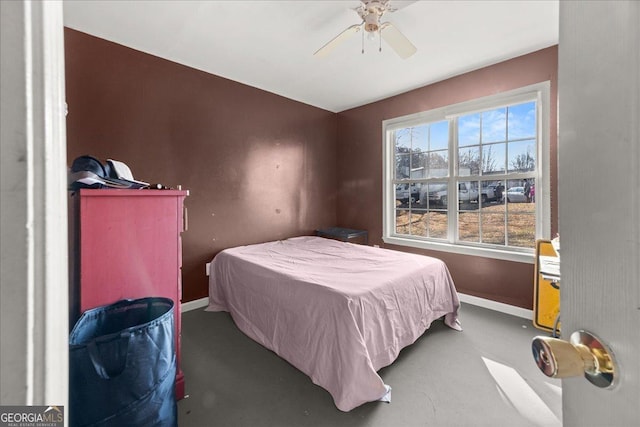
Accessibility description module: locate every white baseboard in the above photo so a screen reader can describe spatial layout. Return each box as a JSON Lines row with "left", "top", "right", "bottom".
{"left": 458, "top": 293, "right": 533, "bottom": 320}
{"left": 181, "top": 297, "right": 209, "bottom": 313}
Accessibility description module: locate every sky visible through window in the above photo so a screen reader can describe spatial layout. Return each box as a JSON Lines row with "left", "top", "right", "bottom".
{"left": 458, "top": 101, "right": 536, "bottom": 175}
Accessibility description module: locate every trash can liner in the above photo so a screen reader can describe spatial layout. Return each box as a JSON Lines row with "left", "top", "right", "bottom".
{"left": 69, "top": 297, "right": 177, "bottom": 427}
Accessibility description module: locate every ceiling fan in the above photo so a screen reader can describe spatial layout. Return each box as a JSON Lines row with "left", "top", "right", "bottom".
{"left": 314, "top": 0, "right": 417, "bottom": 59}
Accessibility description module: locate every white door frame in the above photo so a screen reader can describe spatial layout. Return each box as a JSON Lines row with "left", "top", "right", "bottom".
{"left": 0, "top": 0, "right": 68, "bottom": 414}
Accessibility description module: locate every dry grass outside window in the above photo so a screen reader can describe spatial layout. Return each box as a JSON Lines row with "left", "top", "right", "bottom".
{"left": 395, "top": 202, "right": 536, "bottom": 248}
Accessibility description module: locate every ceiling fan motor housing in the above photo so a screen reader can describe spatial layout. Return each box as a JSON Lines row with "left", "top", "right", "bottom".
{"left": 364, "top": 14, "right": 380, "bottom": 33}
{"left": 360, "top": 0, "right": 389, "bottom": 33}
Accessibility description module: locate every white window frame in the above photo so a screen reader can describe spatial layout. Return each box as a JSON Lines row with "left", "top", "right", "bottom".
{"left": 382, "top": 82, "right": 551, "bottom": 263}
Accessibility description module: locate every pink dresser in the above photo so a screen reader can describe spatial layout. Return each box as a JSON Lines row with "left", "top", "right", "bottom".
{"left": 70, "top": 189, "right": 189, "bottom": 399}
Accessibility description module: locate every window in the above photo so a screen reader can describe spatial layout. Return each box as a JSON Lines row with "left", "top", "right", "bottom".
{"left": 383, "top": 82, "right": 550, "bottom": 263}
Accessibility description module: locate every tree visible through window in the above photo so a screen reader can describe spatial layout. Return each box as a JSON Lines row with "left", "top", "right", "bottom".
{"left": 384, "top": 83, "right": 550, "bottom": 260}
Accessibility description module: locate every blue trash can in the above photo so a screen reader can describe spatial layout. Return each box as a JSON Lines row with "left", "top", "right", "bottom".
{"left": 69, "top": 297, "right": 177, "bottom": 427}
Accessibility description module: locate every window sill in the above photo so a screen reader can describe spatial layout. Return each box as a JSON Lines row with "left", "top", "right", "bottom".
{"left": 382, "top": 235, "right": 535, "bottom": 264}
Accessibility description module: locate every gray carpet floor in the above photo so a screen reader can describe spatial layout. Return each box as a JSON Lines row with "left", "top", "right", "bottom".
{"left": 177, "top": 302, "right": 561, "bottom": 427}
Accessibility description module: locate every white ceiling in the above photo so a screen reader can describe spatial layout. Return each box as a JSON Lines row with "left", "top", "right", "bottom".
{"left": 63, "top": 0, "right": 559, "bottom": 113}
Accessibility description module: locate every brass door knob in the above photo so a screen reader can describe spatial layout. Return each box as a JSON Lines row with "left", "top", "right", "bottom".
{"left": 532, "top": 330, "right": 617, "bottom": 388}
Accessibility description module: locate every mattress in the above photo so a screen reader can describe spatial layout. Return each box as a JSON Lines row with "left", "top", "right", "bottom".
{"left": 207, "top": 236, "right": 461, "bottom": 411}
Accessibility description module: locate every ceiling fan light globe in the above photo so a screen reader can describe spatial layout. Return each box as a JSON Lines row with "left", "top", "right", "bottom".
{"left": 365, "top": 23, "right": 379, "bottom": 33}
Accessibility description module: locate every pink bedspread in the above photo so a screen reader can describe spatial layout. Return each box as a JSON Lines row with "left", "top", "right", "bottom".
{"left": 207, "top": 236, "right": 461, "bottom": 411}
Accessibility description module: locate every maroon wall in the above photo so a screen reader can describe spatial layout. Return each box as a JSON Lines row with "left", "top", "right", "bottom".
{"left": 336, "top": 46, "right": 558, "bottom": 309}
{"left": 64, "top": 28, "right": 338, "bottom": 302}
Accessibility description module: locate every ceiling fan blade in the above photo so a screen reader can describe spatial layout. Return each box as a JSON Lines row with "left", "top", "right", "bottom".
{"left": 387, "top": 1, "right": 418, "bottom": 12}
{"left": 314, "top": 24, "right": 362, "bottom": 58}
{"left": 380, "top": 22, "right": 417, "bottom": 59}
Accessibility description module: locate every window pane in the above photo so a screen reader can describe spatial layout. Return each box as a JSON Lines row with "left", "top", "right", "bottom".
{"left": 508, "top": 102, "right": 536, "bottom": 140}
{"left": 430, "top": 120, "right": 449, "bottom": 150}
{"left": 482, "top": 213, "right": 506, "bottom": 245}
{"left": 411, "top": 152, "right": 428, "bottom": 175}
{"left": 507, "top": 139, "right": 535, "bottom": 172}
{"left": 410, "top": 183, "right": 422, "bottom": 207}
{"left": 482, "top": 143, "right": 506, "bottom": 175}
{"left": 482, "top": 107, "right": 507, "bottom": 143}
{"left": 505, "top": 179, "right": 535, "bottom": 204}
{"left": 429, "top": 211, "right": 448, "bottom": 239}
{"left": 396, "top": 183, "right": 420, "bottom": 208}
{"left": 395, "top": 209, "right": 411, "bottom": 235}
{"left": 459, "top": 146, "right": 480, "bottom": 176}
{"left": 410, "top": 210, "right": 428, "bottom": 237}
{"left": 458, "top": 113, "right": 480, "bottom": 147}
{"left": 395, "top": 128, "right": 412, "bottom": 152}
{"left": 395, "top": 184, "right": 408, "bottom": 208}
{"left": 507, "top": 214, "right": 535, "bottom": 248}
{"left": 480, "top": 181, "right": 504, "bottom": 207}
{"left": 428, "top": 151, "right": 449, "bottom": 178}
{"left": 419, "top": 182, "right": 448, "bottom": 208}
{"left": 395, "top": 153, "right": 410, "bottom": 179}
{"left": 459, "top": 211, "right": 479, "bottom": 243}
{"left": 412, "top": 125, "right": 429, "bottom": 153}
{"left": 458, "top": 181, "right": 478, "bottom": 206}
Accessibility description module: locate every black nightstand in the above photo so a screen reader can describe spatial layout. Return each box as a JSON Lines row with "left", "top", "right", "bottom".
{"left": 315, "top": 227, "right": 368, "bottom": 245}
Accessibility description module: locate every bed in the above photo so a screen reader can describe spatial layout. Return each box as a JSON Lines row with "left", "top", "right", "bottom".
{"left": 206, "top": 236, "right": 461, "bottom": 411}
